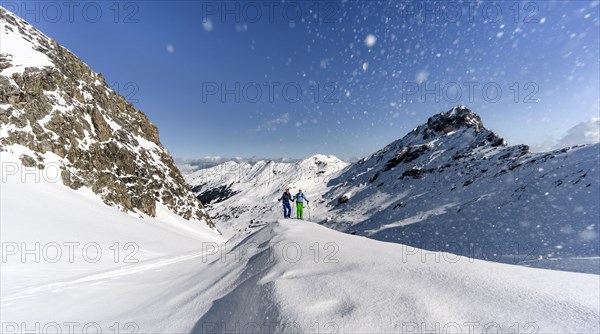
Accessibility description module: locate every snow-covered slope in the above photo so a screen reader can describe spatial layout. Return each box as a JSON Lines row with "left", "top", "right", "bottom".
{"left": 319, "top": 106, "right": 600, "bottom": 273}
{"left": 0, "top": 150, "right": 224, "bottom": 307}
{"left": 3, "top": 214, "right": 598, "bottom": 333}
{"left": 186, "top": 154, "right": 348, "bottom": 236}
{"left": 0, "top": 6, "right": 216, "bottom": 230}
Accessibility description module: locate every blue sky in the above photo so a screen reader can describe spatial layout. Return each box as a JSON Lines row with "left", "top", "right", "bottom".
{"left": 3, "top": 0, "right": 599, "bottom": 159}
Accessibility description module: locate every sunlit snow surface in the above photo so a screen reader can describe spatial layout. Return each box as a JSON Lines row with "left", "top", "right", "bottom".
{"left": 0, "top": 165, "right": 597, "bottom": 332}
{"left": 3, "top": 148, "right": 598, "bottom": 332}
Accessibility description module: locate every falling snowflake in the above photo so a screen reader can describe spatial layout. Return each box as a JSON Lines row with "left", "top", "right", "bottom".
{"left": 365, "top": 34, "right": 377, "bottom": 48}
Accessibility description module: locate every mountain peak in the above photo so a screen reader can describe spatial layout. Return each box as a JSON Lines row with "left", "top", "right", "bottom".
{"left": 302, "top": 154, "right": 346, "bottom": 167}
{"left": 384, "top": 106, "right": 504, "bottom": 151}
{"left": 420, "top": 105, "right": 485, "bottom": 139}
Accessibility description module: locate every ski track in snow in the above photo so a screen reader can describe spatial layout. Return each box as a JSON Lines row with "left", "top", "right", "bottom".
{"left": 2, "top": 249, "right": 214, "bottom": 302}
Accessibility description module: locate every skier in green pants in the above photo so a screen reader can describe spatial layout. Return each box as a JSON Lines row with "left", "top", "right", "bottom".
{"left": 294, "top": 189, "right": 309, "bottom": 220}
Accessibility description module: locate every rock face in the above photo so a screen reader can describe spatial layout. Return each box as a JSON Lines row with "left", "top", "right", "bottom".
{"left": 0, "top": 7, "right": 217, "bottom": 231}
{"left": 422, "top": 106, "right": 484, "bottom": 137}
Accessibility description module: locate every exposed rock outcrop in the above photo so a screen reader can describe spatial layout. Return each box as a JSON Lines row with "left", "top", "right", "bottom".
{"left": 0, "top": 7, "right": 216, "bottom": 231}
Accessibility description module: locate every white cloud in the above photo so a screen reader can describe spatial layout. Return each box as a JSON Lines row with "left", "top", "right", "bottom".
{"left": 252, "top": 113, "right": 290, "bottom": 132}
{"left": 166, "top": 44, "right": 175, "bottom": 54}
{"left": 532, "top": 118, "right": 600, "bottom": 152}
{"left": 556, "top": 118, "right": 600, "bottom": 147}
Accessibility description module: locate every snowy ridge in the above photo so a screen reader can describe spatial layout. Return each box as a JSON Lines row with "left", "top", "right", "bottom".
{"left": 185, "top": 154, "right": 349, "bottom": 236}
{"left": 191, "top": 220, "right": 599, "bottom": 333}
{"left": 319, "top": 106, "right": 599, "bottom": 273}
{"left": 3, "top": 213, "right": 598, "bottom": 332}
{"left": 176, "top": 156, "right": 303, "bottom": 174}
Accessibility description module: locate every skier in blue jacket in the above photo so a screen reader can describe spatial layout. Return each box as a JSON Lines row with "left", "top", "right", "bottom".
{"left": 294, "top": 189, "right": 309, "bottom": 220}
{"left": 278, "top": 188, "right": 294, "bottom": 219}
